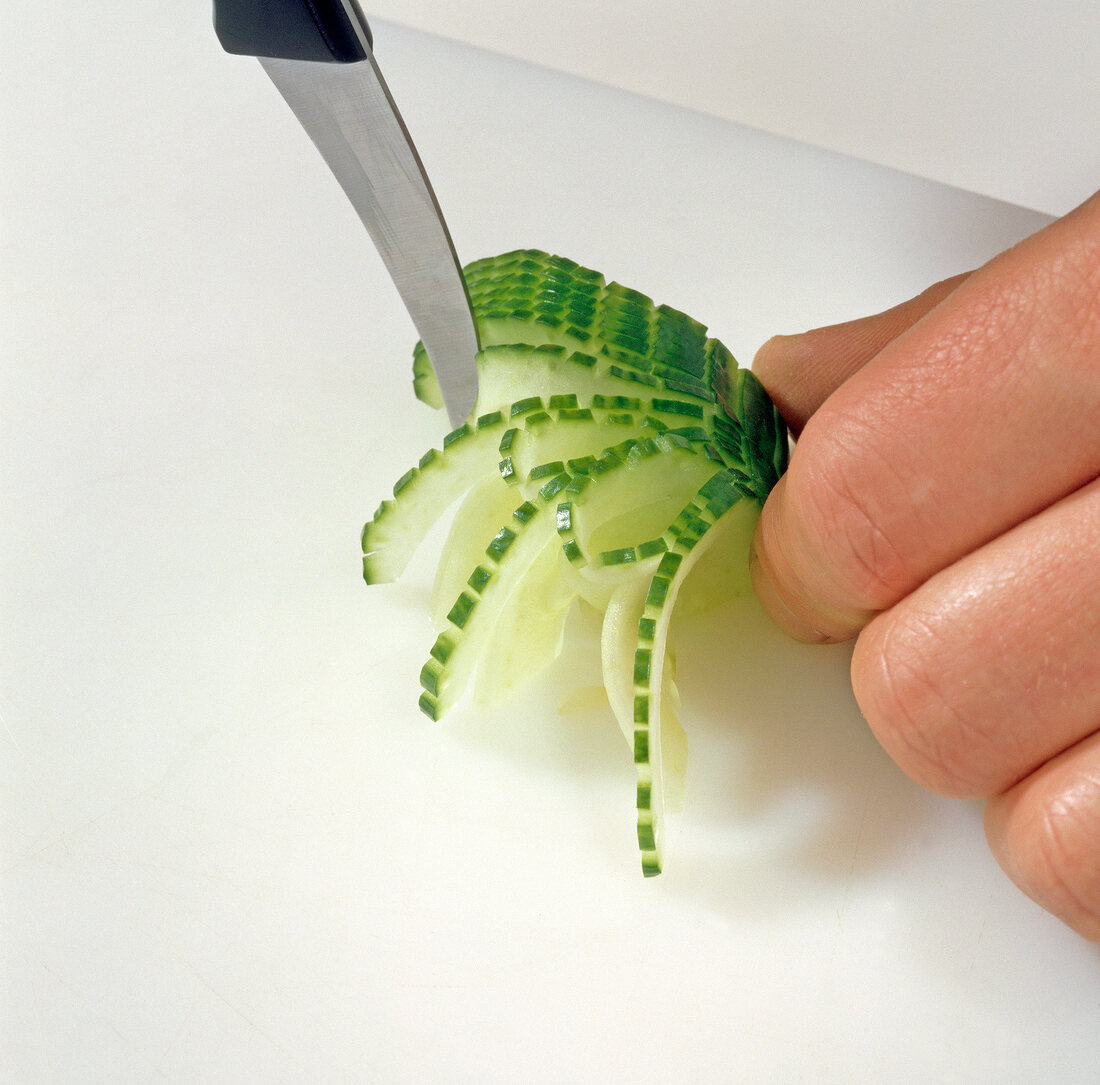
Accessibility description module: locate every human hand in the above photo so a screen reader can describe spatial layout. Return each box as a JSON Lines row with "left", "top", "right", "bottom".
{"left": 749, "top": 190, "right": 1100, "bottom": 941}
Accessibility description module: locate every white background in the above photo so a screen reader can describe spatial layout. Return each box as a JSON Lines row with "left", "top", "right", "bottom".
{"left": 3, "top": 6, "right": 1098, "bottom": 1083}
{"left": 371, "top": 0, "right": 1100, "bottom": 216}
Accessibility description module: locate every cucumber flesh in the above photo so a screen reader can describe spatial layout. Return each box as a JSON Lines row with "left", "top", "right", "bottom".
{"left": 419, "top": 472, "right": 572, "bottom": 720}
{"left": 363, "top": 410, "right": 509, "bottom": 584}
{"left": 430, "top": 475, "right": 522, "bottom": 630}
{"left": 471, "top": 533, "right": 575, "bottom": 707}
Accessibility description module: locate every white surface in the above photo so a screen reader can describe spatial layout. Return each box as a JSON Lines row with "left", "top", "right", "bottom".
{"left": 370, "top": 0, "right": 1100, "bottom": 217}
{"left": 3, "top": 8, "right": 1099, "bottom": 1083}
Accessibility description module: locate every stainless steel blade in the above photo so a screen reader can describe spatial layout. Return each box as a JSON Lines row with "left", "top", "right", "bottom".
{"left": 260, "top": 54, "right": 479, "bottom": 426}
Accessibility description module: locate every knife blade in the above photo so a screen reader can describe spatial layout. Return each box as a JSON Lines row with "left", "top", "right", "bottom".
{"left": 214, "top": 0, "right": 480, "bottom": 426}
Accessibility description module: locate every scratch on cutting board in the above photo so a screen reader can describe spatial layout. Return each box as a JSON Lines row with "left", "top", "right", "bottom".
{"left": 181, "top": 961, "right": 306, "bottom": 1071}
{"left": 832, "top": 789, "right": 872, "bottom": 947}
{"left": 30, "top": 958, "right": 177, "bottom": 1083}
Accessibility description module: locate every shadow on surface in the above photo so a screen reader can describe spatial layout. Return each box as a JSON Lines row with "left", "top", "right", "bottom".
{"left": 439, "top": 585, "right": 949, "bottom": 920}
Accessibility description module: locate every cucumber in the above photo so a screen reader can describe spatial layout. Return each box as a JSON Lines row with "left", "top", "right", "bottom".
{"left": 627, "top": 471, "right": 758, "bottom": 874}
{"left": 365, "top": 250, "right": 788, "bottom": 875}
{"left": 418, "top": 470, "right": 570, "bottom": 720}
{"left": 362, "top": 410, "right": 509, "bottom": 584}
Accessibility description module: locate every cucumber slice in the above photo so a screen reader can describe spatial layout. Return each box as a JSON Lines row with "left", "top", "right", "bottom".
{"left": 471, "top": 533, "right": 575, "bottom": 708}
{"left": 365, "top": 249, "right": 789, "bottom": 876}
{"left": 551, "top": 433, "right": 720, "bottom": 609}
{"left": 561, "top": 434, "right": 719, "bottom": 559}
{"left": 362, "top": 410, "right": 508, "bottom": 584}
{"left": 419, "top": 473, "right": 572, "bottom": 720}
{"left": 496, "top": 396, "right": 716, "bottom": 492}
{"left": 630, "top": 490, "right": 742, "bottom": 875}
{"left": 430, "top": 474, "right": 521, "bottom": 630}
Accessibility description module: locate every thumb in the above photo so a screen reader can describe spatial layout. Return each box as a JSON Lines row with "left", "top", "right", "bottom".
{"left": 749, "top": 474, "right": 874, "bottom": 644}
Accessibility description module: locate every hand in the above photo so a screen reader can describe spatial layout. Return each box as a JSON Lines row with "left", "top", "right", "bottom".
{"left": 749, "top": 190, "right": 1100, "bottom": 941}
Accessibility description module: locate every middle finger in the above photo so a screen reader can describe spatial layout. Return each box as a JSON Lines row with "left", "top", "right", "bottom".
{"left": 850, "top": 477, "right": 1100, "bottom": 799}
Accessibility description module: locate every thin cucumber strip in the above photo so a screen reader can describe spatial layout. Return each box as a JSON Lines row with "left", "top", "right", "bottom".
{"left": 430, "top": 474, "right": 522, "bottom": 630}
{"left": 555, "top": 433, "right": 721, "bottom": 569}
{"left": 472, "top": 343, "right": 717, "bottom": 421}
{"left": 630, "top": 477, "right": 753, "bottom": 875}
{"left": 472, "top": 345, "right": 602, "bottom": 414}
{"left": 498, "top": 399, "right": 717, "bottom": 493}
{"left": 599, "top": 569, "right": 689, "bottom": 813}
{"left": 598, "top": 507, "right": 759, "bottom": 828}
{"left": 497, "top": 410, "right": 628, "bottom": 493}
{"left": 471, "top": 535, "right": 576, "bottom": 708}
{"left": 673, "top": 495, "right": 761, "bottom": 618}
{"left": 419, "top": 475, "right": 568, "bottom": 720}
{"left": 362, "top": 411, "right": 508, "bottom": 584}
{"left": 601, "top": 578, "right": 650, "bottom": 746}
{"left": 558, "top": 546, "right": 664, "bottom": 613}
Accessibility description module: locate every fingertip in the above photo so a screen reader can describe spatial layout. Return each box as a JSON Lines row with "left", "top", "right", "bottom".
{"left": 752, "top": 334, "right": 818, "bottom": 434}
{"left": 751, "top": 333, "right": 798, "bottom": 379}
{"left": 749, "top": 478, "right": 854, "bottom": 644}
{"left": 749, "top": 530, "right": 834, "bottom": 644}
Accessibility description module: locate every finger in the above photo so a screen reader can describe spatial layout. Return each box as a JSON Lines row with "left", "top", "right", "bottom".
{"left": 749, "top": 473, "right": 872, "bottom": 642}
{"left": 753, "top": 272, "right": 970, "bottom": 434}
{"left": 850, "top": 477, "right": 1100, "bottom": 799}
{"left": 752, "top": 191, "right": 1100, "bottom": 641}
{"left": 984, "top": 730, "right": 1100, "bottom": 943}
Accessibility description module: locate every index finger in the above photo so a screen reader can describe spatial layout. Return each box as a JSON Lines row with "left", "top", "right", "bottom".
{"left": 753, "top": 271, "right": 970, "bottom": 436}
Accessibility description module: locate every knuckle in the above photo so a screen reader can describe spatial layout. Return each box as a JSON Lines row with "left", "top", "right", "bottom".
{"left": 853, "top": 616, "right": 1001, "bottom": 798}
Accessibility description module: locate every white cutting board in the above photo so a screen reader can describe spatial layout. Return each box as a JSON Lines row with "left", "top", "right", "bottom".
{"left": 369, "top": 0, "right": 1100, "bottom": 217}
{"left": 3, "top": 9, "right": 1097, "bottom": 1083}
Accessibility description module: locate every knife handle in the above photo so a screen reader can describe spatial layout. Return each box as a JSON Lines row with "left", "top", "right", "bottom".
{"left": 214, "top": 0, "right": 372, "bottom": 63}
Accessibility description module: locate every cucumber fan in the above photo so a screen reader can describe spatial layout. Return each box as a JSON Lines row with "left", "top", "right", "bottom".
{"left": 362, "top": 250, "right": 789, "bottom": 875}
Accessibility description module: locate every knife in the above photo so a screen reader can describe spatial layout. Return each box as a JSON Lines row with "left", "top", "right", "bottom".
{"left": 213, "top": 0, "right": 480, "bottom": 426}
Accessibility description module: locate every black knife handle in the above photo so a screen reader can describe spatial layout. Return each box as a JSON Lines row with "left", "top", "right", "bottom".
{"left": 213, "top": 0, "right": 372, "bottom": 63}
